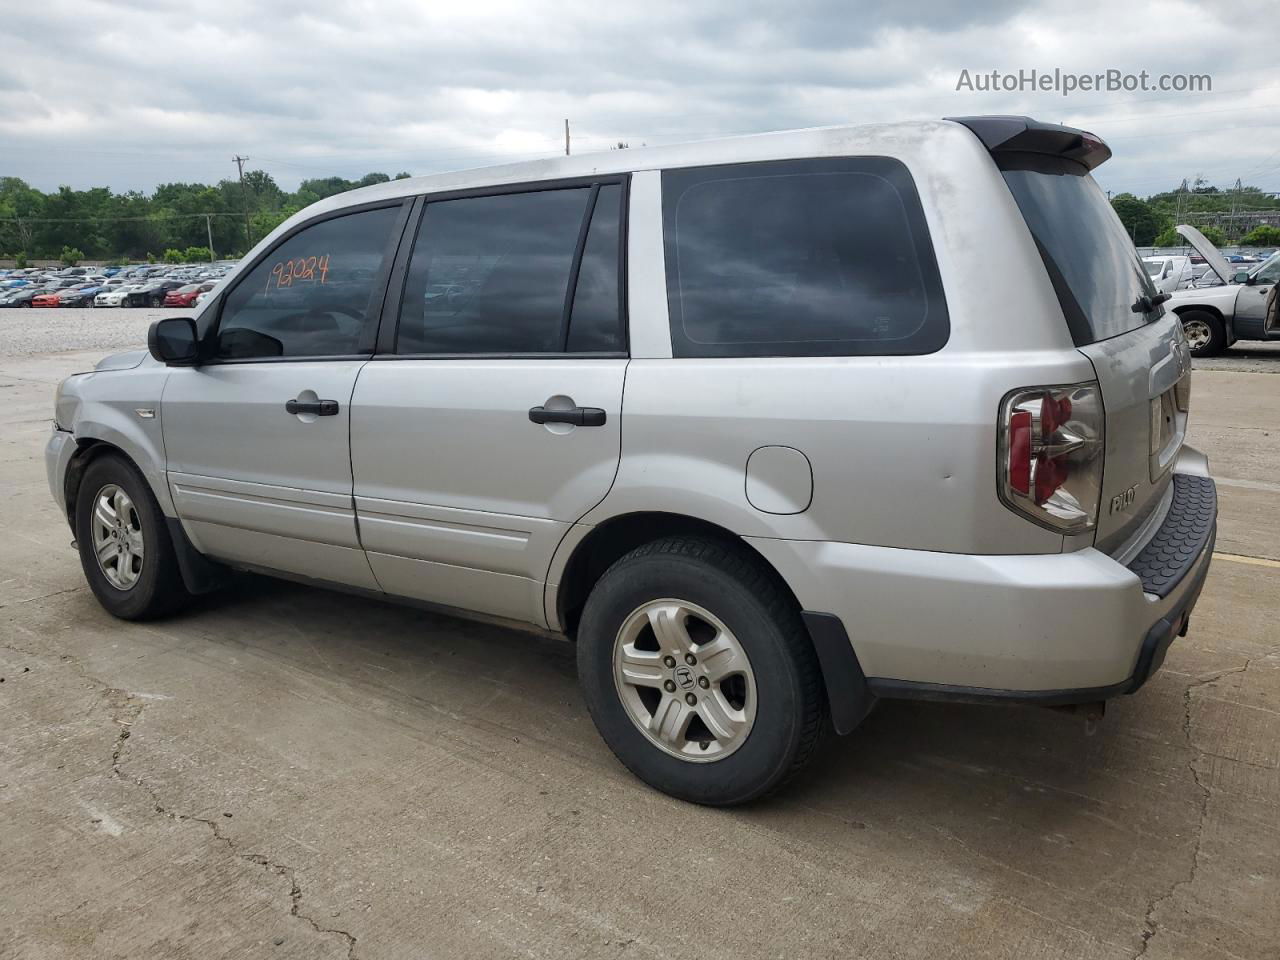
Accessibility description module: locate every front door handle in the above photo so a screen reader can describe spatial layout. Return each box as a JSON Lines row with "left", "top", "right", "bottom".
{"left": 286, "top": 399, "right": 340, "bottom": 416}
{"left": 528, "top": 405, "right": 607, "bottom": 427}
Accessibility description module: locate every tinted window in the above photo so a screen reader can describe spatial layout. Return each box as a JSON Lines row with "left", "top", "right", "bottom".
{"left": 396, "top": 188, "right": 592, "bottom": 354}
{"left": 1000, "top": 156, "right": 1159, "bottom": 345}
{"left": 662, "top": 157, "right": 948, "bottom": 358}
{"left": 566, "top": 184, "right": 624, "bottom": 352}
{"left": 215, "top": 205, "right": 400, "bottom": 359}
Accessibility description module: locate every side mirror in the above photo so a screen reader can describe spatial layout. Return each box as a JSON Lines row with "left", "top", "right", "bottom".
{"left": 148, "top": 317, "right": 200, "bottom": 366}
{"left": 1237, "top": 270, "right": 1254, "bottom": 285}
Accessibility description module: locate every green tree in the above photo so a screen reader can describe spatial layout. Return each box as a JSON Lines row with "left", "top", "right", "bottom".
{"left": 60, "top": 245, "right": 85, "bottom": 265}
{"left": 1198, "top": 225, "right": 1227, "bottom": 246}
{"left": 1110, "top": 193, "right": 1170, "bottom": 246}
{"left": 162, "top": 248, "right": 184, "bottom": 264}
{"left": 1153, "top": 228, "right": 1183, "bottom": 247}
{"left": 15, "top": 251, "right": 27, "bottom": 268}
{"left": 393, "top": 171, "right": 412, "bottom": 180}
{"left": 183, "top": 245, "right": 212, "bottom": 263}
{"left": 1239, "top": 225, "right": 1280, "bottom": 247}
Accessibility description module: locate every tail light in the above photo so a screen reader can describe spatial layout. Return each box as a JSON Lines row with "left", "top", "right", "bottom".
{"left": 998, "top": 382, "right": 1104, "bottom": 534}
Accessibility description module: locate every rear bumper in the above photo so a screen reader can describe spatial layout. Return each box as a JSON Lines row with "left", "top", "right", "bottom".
{"left": 751, "top": 454, "right": 1217, "bottom": 709}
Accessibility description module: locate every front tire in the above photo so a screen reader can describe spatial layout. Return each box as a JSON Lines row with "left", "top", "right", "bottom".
{"left": 1180, "top": 310, "right": 1226, "bottom": 357}
{"left": 75, "top": 453, "right": 189, "bottom": 620}
{"left": 577, "top": 536, "right": 827, "bottom": 805}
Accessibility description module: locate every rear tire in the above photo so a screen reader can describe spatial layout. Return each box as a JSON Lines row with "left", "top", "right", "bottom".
{"left": 577, "top": 536, "right": 827, "bottom": 805}
{"left": 1180, "top": 310, "right": 1226, "bottom": 357}
{"left": 75, "top": 453, "right": 190, "bottom": 620}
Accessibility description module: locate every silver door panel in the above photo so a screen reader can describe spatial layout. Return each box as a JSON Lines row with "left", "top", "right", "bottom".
{"left": 355, "top": 495, "right": 567, "bottom": 576}
{"left": 184, "top": 520, "right": 380, "bottom": 591}
{"left": 364, "top": 552, "right": 545, "bottom": 625}
{"left": 170, "top": 472, "right": 361, "bottom": 548}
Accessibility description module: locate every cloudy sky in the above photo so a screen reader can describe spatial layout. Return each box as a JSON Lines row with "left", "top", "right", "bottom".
{"left": 2, "top": 0, "right": 1278, "bottom": 198}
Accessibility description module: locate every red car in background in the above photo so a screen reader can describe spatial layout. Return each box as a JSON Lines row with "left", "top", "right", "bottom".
{"left": 32, "top": 284, "right": 88, "bottom": 307}
{"left": 163, "top": 282, "right": 214, "bottom": 307}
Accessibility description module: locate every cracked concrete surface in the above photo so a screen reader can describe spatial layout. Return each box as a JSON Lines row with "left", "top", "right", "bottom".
{"left": 1, "top": 323, "right": 1278, "bottom": 959}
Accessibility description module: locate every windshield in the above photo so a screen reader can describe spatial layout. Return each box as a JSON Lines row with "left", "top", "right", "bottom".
{"left": 1144, "top": 260, "right": 1165, "bottom": 277}
{"left": 1000, "top": 155, "right": 1160, "bottom": 345}
{"left": 1252, "top": 252, "right": 1280, "bottom": 284}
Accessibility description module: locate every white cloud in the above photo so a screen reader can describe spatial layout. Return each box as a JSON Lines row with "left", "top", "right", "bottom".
{"left": 1, "top": 0, "right": 1277, "bottom": 197}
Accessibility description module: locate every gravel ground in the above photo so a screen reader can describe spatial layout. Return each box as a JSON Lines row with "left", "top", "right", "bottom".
{"left": 0, "top": 307, "right": 186, "bottom": 360}
{"left": 3, "top": 307, "right": 1277, "bottom": 369}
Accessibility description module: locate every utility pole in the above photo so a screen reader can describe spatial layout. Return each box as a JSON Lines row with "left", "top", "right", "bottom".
{"left": 233, "top": 155, "right": 251, "bottom": 251}
{"left": 204, "top": 214, "right": 216, "bottom": 261}
{"left": 564, "top": 119, "right": 570, "bottom": 156}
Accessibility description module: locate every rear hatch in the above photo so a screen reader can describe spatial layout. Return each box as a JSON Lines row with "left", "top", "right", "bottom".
{"left": 952, "top": 117, "right": 1191, "bottom": 552}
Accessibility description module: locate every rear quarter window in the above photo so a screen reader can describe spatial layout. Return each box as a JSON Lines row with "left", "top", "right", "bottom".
{"left": 661, "top": 157, "right": 948, "bottom": 358}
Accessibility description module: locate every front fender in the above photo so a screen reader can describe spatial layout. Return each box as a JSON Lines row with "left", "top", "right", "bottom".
{"left": 62, "top": 366, "right": 174, "bottom": 516}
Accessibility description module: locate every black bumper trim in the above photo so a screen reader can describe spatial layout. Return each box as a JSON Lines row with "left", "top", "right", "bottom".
{"left": 1127, "top": 474, "right": 1217, "bottom": 598}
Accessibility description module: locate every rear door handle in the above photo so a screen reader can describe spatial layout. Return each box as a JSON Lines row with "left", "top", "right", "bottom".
{"left": 286, "top": 399, "right": 340, "bottom": 416}
{"left": 528, "top": 406, "right": 607, "bottom": 427}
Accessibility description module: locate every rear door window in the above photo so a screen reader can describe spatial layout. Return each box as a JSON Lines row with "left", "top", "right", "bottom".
{"left": 661, "top": 157, "right": 948, "bottom": 358}
{"left": 394, "top": 183, "right": 626, "bottom": 355}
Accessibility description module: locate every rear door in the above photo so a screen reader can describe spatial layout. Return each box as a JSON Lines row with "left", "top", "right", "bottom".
{"left": 350, "top": 179, "right": 628, "bottom": 626}
{"left": 1001, "top": 158, "right": 1191, "bottom": 552}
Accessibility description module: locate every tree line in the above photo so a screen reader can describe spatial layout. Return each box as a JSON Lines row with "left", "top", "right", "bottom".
{"left": 1109, "top": 178, "right": 1280, "bottom": 248}
{"left": 4, "top": 168, "right": 1279, "bottom": 262}
{"left": 0, "top": 169, "right": 411, "bottom": 262}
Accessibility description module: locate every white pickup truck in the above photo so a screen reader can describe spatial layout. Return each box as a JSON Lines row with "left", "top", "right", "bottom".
{"left": 1168, "top": 225, "right": 1280, "bottom": 355}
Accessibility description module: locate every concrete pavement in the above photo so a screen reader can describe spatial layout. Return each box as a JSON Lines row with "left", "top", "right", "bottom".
{"left": 1, "top": 322, "right": 1277, "bottom": 959}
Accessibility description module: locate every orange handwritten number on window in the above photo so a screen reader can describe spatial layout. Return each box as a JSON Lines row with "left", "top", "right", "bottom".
{"left": 267, "top": 254, "right": 331, "bottom": 292}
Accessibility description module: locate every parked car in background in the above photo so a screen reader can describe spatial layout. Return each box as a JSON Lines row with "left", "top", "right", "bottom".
{"left": 95, "top": 282, "right": 145, "bottom": 307}
{"left": 1168, "top": 224, "right": 1280, "bottom": 355}
{"left": 47, "top": 116, "right": 1215, "bottom": 804}
{"left": 1143, "top": 255, "right": 1195, "bottom": 294}
{"left": 32, "top": 289, "right": 71, "bottom": 307}
{"left": 0, "top": 285, "right": 54, "bottom": 307}
{"left": 131, "top": 279, "right": 185, "bottom": 307}
{"left": 57, "top": 284, "right": 105, "bottom": 307}
{"left": 163, "top": 282, "right": 215, "bottom": 307}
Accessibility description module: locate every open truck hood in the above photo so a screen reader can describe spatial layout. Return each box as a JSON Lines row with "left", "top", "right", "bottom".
{"left": 1176, "top": 224, "right": 1234, "bottom": 285}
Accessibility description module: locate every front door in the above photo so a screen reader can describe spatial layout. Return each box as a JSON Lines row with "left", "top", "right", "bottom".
{"left": 1233, "top": 255, "right": 1280, "bottom": 338}
{"left": 351, "top": 180, "right": 628, "bottom": 625}
{"left": 162, "top": 202, "right": 407, "bottom": 588}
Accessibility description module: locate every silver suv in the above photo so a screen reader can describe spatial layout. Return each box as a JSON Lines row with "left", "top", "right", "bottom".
{"left": 47, "top": 117, "right": 1217, "bottom": 805}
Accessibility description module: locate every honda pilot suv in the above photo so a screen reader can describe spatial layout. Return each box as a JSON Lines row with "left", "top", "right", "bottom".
{"left": 47, "top": 117, "right": 1216, "bottom": 805}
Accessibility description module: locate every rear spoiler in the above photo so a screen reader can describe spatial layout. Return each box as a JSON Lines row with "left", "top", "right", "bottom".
{"left": 944, "top": 115, "right": 1112, "bottom": 171}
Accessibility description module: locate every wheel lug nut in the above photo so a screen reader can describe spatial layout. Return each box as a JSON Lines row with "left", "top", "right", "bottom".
{"left": 685, "top": 693, "right": 697, "bottom": 706}
{"left": 698, "top": 676, "right": 709, "bottom": 689}
{"left": 663, "top": 680, "right": 676, "bottom": 692}
{"left": 663, "top": 656, "right": 676, "bottom": 668}
{"left": 684, "top": 654, "right": 697, "bottom": 666}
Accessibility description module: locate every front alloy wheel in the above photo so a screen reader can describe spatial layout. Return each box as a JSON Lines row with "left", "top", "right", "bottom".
{"left": 90, "top": 483, "right": 144, "bottom": 590}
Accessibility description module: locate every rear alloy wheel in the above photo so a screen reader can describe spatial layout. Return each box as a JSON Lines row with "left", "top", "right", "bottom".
{"left": 577, "top": 536, "right": 827, "bottom": 805}
{"left": 1180, "top": 310, "right": 1226, "bottom": 357}
{"left": 613, "top": 598, "right": 758, "bottom": 762}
